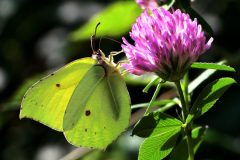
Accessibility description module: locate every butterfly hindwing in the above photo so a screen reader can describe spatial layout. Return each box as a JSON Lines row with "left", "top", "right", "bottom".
{"left": 63, "top": 65, "right": 131, "bottom": 149}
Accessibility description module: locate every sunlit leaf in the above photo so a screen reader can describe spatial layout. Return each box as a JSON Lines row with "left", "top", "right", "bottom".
{"left": 186, "top": 77, "right": 236, "bottom": 123}
{"left": 191, "top": 62, "right": 235, "bottom": 72}
{"left": 138, "top": 128, "right": 180, "bottom": 160}
{"left": 188, "top": 61, "right": 226, "bottom": 93}
{"left": 132, "top": 112, "right": 182, "bottom": 137}
{"left": 71, "top": 1, "right": 141, "bottom": 41}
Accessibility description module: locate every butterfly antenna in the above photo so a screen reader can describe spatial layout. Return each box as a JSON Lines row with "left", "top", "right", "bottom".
{"left": 102, "top": 36, "right": 122, "bottom": 45}
{"left": 98, "top": 36, "right": 123, "bottom": 53}
{"left": 98, "top": 36, "right": 103, "bottom": 51}
{"left": 91, "top": 22, "right": 101, "bottom": 52}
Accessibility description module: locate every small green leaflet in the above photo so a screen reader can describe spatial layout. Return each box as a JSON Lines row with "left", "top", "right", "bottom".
{"left": 186, "top": 77, "right": 236, "bottom": 123}
{"left": 138, "top": 128, "right": 180, "bottom": 160}
{"left": 191, "top": 62, "right": 236, "bottom": 72}
{"left": 133, "top": 112, "right": 182, "bottom": 160}
{"left": 132, "top": 112, "right": 182, "bottom": 138}
{"left": 188, "top": 61, "right": 228, "bottom": 93}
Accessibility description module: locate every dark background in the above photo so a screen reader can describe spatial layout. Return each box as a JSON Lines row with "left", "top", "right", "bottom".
{"left": 0, "top": 0, "right": 240, "bottom": 159}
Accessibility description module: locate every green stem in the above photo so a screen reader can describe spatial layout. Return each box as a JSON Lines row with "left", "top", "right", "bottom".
{"left": 175, "top": 81, "right": 188, "bottom": 120}
{"left": 186, "top": 130, "right": 194, "bottom": 160}
{"left": 131, "top": 99, "right": 175, "bottom": 109}
{"left": 144, "top": 83, "right": 161, "bottom": 115}
{"left": 143, "top": 77, "right": 160, "bottom": 93}
{"left": 183, "top": 72, "right": 190, "bottom": 107}
{"left": 175, "top": 80, "right": 194, "bottom": 160}
{"left": 158, "top": 100, "right": 177, "bottom": 112}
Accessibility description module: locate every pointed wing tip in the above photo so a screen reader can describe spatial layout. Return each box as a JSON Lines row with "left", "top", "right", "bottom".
{"left": 19, "top": 115, "right": 24, "bottom": 120}
{"left": 19, "top": 111, "right": 26, "bottom": 120}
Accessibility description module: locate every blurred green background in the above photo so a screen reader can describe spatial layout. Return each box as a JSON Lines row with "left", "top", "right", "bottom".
{"left": 0, "top": 0, "right": 240, "bottom": 159}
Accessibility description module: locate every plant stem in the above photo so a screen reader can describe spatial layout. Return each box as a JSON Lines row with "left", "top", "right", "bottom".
{"left": 183, "top": 72, "right": 190, "bottom": 107}
{"left": 175, "top": 80, "right": 194, "bottom": 160}
{"left": 175, "top": 81, "right": 188, "bottom": 120}
{"left": 144, "top": 82, "right": 161, "bottom": 115}
{"left": 142, "top": 77, "right": 160, "bottom": 93}
{"left": 186, "top": 129, "right": 194, "bottom": 160}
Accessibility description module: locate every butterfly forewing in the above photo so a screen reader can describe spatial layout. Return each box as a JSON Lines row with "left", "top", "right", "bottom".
{"left": 20, "top": 58, "right": 96, "bottom": 131}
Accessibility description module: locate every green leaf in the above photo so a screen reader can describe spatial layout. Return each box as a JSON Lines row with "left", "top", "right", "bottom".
{"left": 186, "top": 77, "right": 236, "bottom": 123}
{"left": 191, "top": 62, "right": 236, "bottom": 72}
{"left": 188, "top": 61, "right": 226, "bottom": 93}
{"left": 70, "top": 1, "right": 141, "bottom": 41}
{"left": 138, "top": 128, "right": 180, "bottom": 160}
{"left": 191, "top": 126, "right": 206, "bottom": 151}
{"left": 157, "top": 99, "right": 179, "bottom": 112}
{"left": 132, "top": 112, "right": 182, "bottom": 137}
{"left": 170, "top": 126, "right": 207, "bottom": 160}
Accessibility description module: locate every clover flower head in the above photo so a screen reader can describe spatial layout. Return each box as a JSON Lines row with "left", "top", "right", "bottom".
{"left": 136, "top": 0, "right": 159, "bottom": 9}
{"left": 121, "top": 8, "right": 213, "bottom": 81}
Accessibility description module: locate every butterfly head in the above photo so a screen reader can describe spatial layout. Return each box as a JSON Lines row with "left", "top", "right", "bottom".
{"left": 90, "top": 23, "right": 120, "bottom": 77}
{"left": 92, "top": 49, "right": 106, "bottom": 64}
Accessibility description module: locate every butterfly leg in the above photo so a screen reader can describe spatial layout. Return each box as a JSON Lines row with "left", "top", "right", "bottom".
{"left": 115, "top": 60, "right": 129, "bottom": 68}
{"left": 109, "top": 50, "right": 123, "bottom": 63}
{"left": 115, "top": 59, "right": 130, "bottom": 76}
